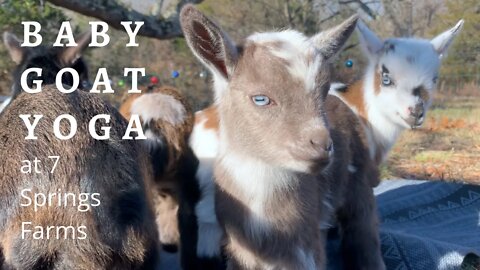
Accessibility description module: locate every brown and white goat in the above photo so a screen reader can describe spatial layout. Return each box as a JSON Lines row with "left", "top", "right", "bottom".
{"left": 181, "top": 5, "right": 384, "bottom": 269}
{"left": 0, "top": 85, "right": 160, "bottom": 269}
{"left": 330, "top": 20, "right": 464, "bottom": 166}
{"left": 119, "top": 86, "right": 212, "bottom": 269}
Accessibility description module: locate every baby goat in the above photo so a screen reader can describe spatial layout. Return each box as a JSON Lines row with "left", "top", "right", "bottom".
{"left": 1, "top": 31, "right": 91, "bottom": 113}
{"left": 182, "top": 5, "right": 384, "bottom": 269}
{"left": 119, "top": 86, "right": 208, "bottom": 269}
{"left": 330, "top": 20, "right": 464, "bottom": 165}
{"left": 0, "top": 85, "right": 160, "bottom": 269}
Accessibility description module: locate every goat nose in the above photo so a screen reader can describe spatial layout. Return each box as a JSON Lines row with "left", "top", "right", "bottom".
{"left": 417, "top": 104, "right": 425, "bottom": 117}
{"left": 417, "top": 110, "right": 424, "bottom": 119}
{"left": 409, "top": 103, "right": 424, "bottom": 118}
{"left": 310, "top": 133, "right": 333, "bottom": 153}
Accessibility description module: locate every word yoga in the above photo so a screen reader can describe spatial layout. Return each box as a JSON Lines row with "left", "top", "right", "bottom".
{"left": 20, "top": 114, "right": 146, "bottom": 140}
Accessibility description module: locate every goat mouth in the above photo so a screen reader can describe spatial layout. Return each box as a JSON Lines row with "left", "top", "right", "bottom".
{"left": 291, "top": 149, "right": 331, "bottom": 163}
{"left": 400, "top": 115, "right": 424, "bottom": 129}
{"left": 291, "top": 150, "right": 332, "bottom": 173}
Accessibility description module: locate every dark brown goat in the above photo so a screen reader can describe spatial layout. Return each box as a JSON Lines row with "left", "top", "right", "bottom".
{"left": 1, "top": 31, "right": 91, "bottom": 113}
{"left": 0, "top": 85, "right": 161, "bottom": 269}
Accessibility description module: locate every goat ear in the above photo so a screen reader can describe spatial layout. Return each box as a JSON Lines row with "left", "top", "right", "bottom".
{"left": 430, "top": 19, "right": 464, "bottom": 59}
{"left": 180, "top": 4, "right": 238, "bottom": 81}
{"left": 311, "top": 15, "right": 358, "bottom": 60}
{"left": 58, "top": 30, "right": 91, "bottom": 66}
{"left": 3, "top": 32, "right": 26, "bottom": 64}
{"left": 356, "top": 20, "right": 383, "bottom": 57}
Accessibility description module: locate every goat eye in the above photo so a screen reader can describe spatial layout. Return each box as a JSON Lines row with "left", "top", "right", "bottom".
{"left": 433, "top": 76, "right": 438, "bottom": 84}
{"left": 382, "top": 73, "right": 393, "bottom": 86}
{"left": 251, "top": 95, "right": 271, "bottom": 106}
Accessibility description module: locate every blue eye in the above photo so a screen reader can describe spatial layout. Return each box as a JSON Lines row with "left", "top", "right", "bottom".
{"left": 251, "top": 95, "right": 271, "bottom": 106}
{"left": 382, "top": 73, "right": 393, "bottom": 86}
{"left": 433, "top": 76, "right": 438, "bottom": 84}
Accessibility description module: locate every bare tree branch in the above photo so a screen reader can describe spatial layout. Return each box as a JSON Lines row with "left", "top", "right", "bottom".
{"left": 339, "top": 0, "right": 377, "bottom": 19}
{"left": 45, "top": 0, "right": 203, "bottom": 39}
{"left": 319, "top": 11, "right": 340, "bottom": 24}
{"left": 342, "top": 42, "right": 358, "bottom": 52}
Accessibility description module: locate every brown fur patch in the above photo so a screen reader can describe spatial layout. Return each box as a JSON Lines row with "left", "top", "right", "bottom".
{"left": 374, "top": 72, "right": 381, "bottom": 95}
{"left": 338, "top": 80, "right": 368, "bottom": 120}
{"left": 119, "top": 92, "right": 142, "bottom": 120}
{"left": 201, "top": 105, "right": 219, "bottom": 130}
{"left": 333, "top": 84, "right": 386, "bottom": 167}
{"left": 413, "top": 86, "right": 430, "bottom": 104}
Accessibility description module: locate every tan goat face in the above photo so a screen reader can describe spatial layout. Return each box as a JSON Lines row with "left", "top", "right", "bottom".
{"left": 181, "top": 5, "right": 357, "bottom": 173}
{"left": 223, "top": 38, "right": 332, "bottom": 173}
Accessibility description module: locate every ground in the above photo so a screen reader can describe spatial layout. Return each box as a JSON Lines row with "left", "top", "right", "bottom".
{"left": 382, "top": 85, "right": 480, "bottom": 184}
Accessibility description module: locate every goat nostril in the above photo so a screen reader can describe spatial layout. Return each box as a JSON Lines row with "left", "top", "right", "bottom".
{"left": 325, "top": 141, "right": 333, "bottom": 152}
{"left": 310, "top": 138, "right": 332, "bottom": 152}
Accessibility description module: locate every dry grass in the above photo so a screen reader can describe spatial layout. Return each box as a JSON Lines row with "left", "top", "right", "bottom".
{"left": 382, "top": 84, "right": 480, "bottom": 184}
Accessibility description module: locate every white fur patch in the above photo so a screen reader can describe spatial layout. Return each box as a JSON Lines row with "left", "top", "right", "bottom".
{"left": 347, "top": 164, "right": 357, "bottom": 173}
{"left": 130, "top": 93, "right": 186, "bottom": 126}
{"left": 437, "top": 251, "right": 464, "bottom": 270}
{"left": 193, "top": 159, "right": 223, "bottom": 257}
{"left": 363, "top": 65, "right": 406, "bottom": 161}
{"left": 248, "top": 30, "right": 322, "bottom": 93}
{"left": 319, "top": 190, "right": 335, "bottom": 229}
{"left": 195, "top": 159, "right": 222, "bottom": 258}
{"left": 0, "top": 97, "right": 12, "bottom": 113}
{"left": 330, "top": 82, "right": 347, "bottom": 91}
{"left": 196, "top": 219, "right": 222, "bottom": 257}
{"left": 190, "top": 109, "right": 223, "bottom": 257}
{"left": 142, "top": 129, "right": 163, "bottom": 149}
{"left": 218, "top": 151, "right": 298, "bottom": 237}
{"left": 189, "top": 115, "right": 219, "bottom": 159}
{"left": 296, "top": 248, "right": 317, "bottom": 270}
{"left": 194, "top": 159, "right": 217, "bottom": 223}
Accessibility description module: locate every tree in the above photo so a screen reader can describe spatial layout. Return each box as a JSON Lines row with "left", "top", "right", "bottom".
{"left": 430, "top": 0, "right": 480, "bottom": 88}
{"left": 0, "top": 0, "right": 70, "bottom": 94}
{"left": 0, "top": 0, "right": 68, "bottom": 39}
{"left": 45, "top": 0, "right": 204, "bottom": 39}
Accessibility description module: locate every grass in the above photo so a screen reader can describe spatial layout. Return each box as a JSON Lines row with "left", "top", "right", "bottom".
{"left": 413, "top": 151, "right": 455, "bottom": 163}
{"left": 382, "top": 88, "right": 480, "bottom": 184}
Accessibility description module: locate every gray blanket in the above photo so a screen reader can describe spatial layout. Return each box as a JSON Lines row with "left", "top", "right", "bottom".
{"left": 374, "top": 180, "right": 480, "bottom": 270}
{"left": 161, "top": 179, "right": 480, "bottom": 269}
